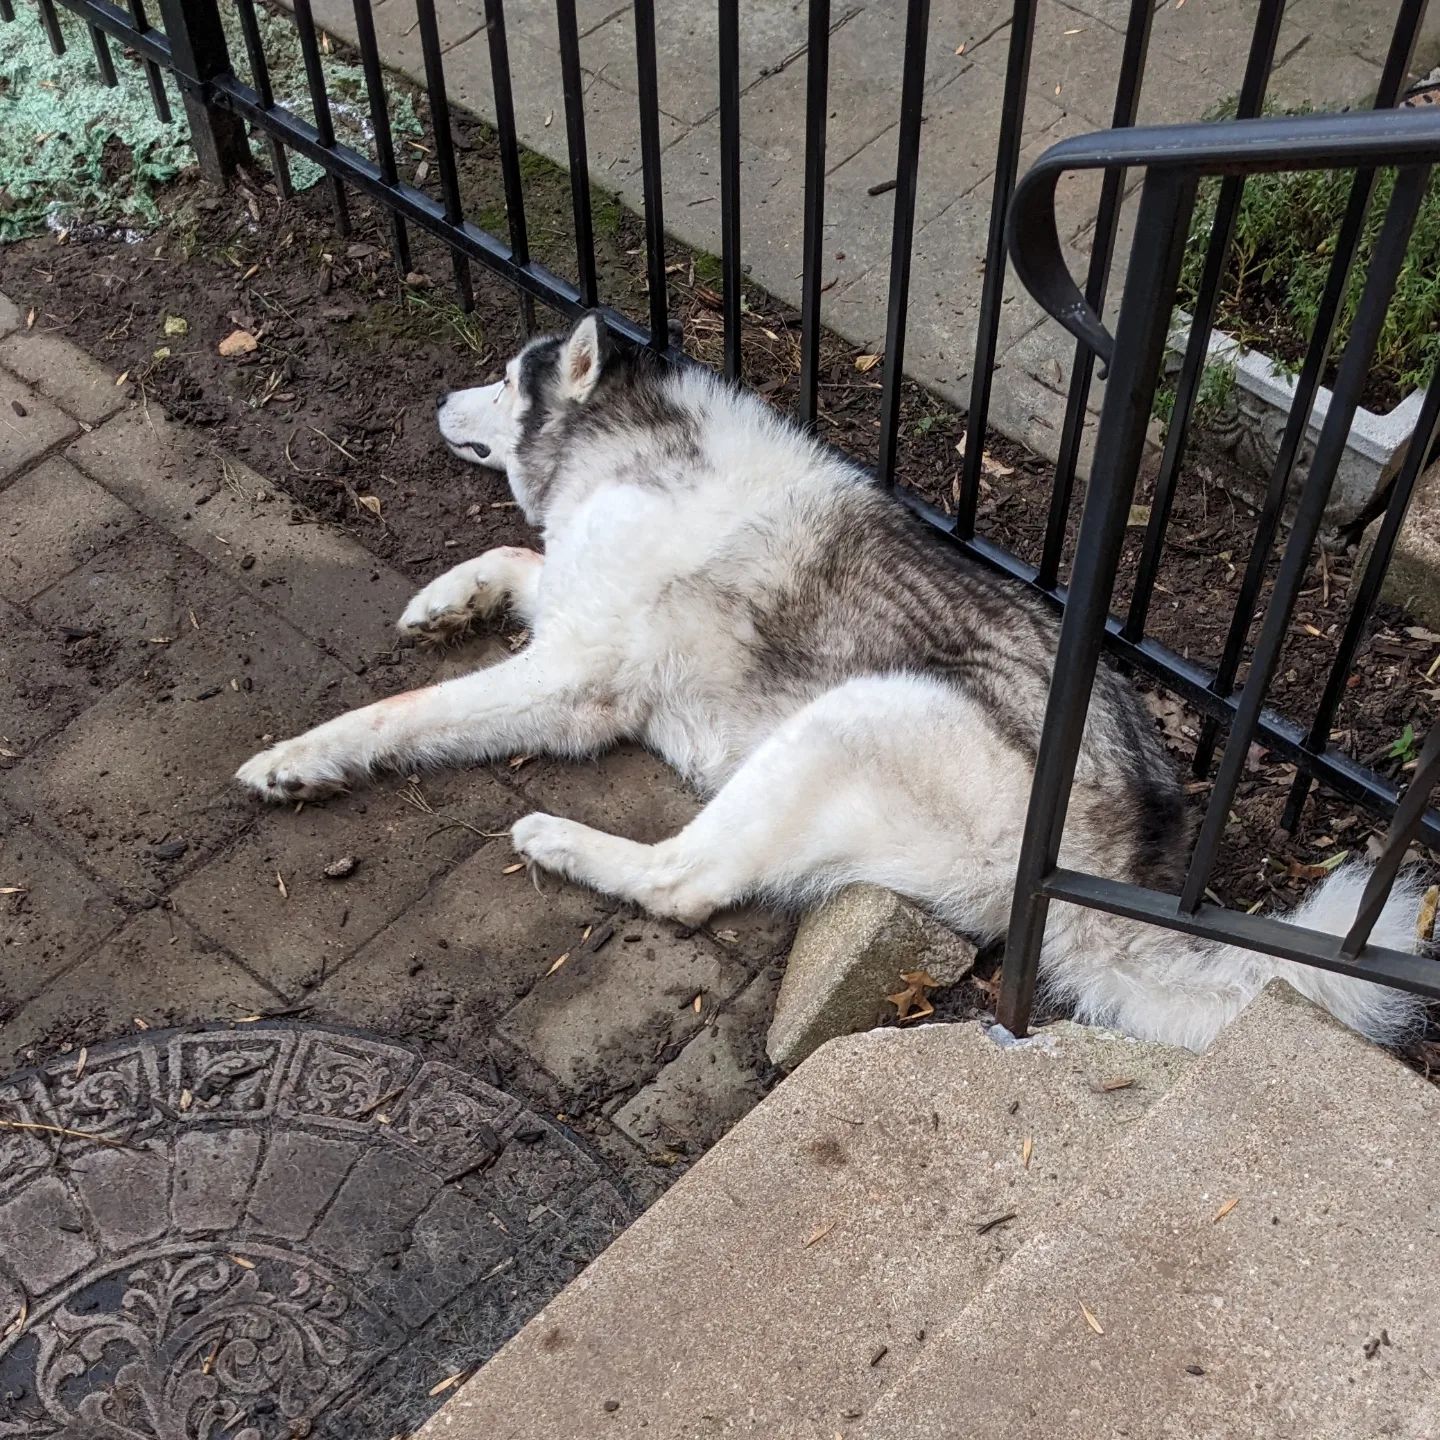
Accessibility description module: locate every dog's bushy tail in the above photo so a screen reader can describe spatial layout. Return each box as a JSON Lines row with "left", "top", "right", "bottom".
{"left": 1047, "top": 860, "right": 1429, "bottom": 1052}
{"left": 1272, "top": 860, "right": 1429, "bottom": 1045}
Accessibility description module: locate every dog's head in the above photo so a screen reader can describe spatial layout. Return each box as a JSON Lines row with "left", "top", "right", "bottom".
{"left": 436, "top": 312, "right": 611, "bottom": 521}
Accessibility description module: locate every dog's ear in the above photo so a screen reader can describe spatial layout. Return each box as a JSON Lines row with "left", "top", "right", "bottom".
{"left": 559, "top": 312, "right": 609, "bottom": 404}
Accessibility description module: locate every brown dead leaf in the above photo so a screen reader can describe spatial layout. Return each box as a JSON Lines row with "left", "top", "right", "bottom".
{"left": 855, "top": 353, "right": 883, "bottom": 373}
{"left": 356, "top": 494, "right": 383, "bottom": 518}
{"left": 545, "top": 951, "right": 571, "bottom": 977}
{"left": 74, "top": 1047, "right": 87, "bottom": 1079}
{"left": 218, "top": 329, "right": 259, "bottom": 357}
{"left": 428, "top": 1371, "right": 468, "bottom": 1398}
{"left": 804, "top": 1220, "right": 837, "bottom": 1248}
{"left": 1100, "top": 1076, "right": 1134, "bottom": 1092}
{"left": 229, "top": 1255, "right": 256, "bottom": 1269}
{"left": 0, "top": 886, "right": 27, "bottom": 896}
{"left": 503, "top": 861, "right": 525, "bottom": 875}
{"left": 1022, "top": 1135, "right": 1034, "bottom": 1170}
{"left": 887, "top": 983, "right": 934, "bottom": 1023}
{"left": 1212, "top": 1196, "right": 1240, "bottom": 1223}
{"left": 1127, "top": 503, "right": 1152, "bottom": 527}
{"left": 3, "top": 1298, "right": 28, "bottom": 1340}
{"left": 1080, "top": 1301, "right": 1104, "bottom": 1335}
{"left": 276, "top": 870, "right": 288, "bottom": 899}
{"left": 179, "top": 1088, "right": 193, "bottom": 1111}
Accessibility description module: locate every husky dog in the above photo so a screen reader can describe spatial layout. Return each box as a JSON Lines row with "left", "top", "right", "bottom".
{"left": 237, "top": 314, "right": 1424, "bottom": 1052}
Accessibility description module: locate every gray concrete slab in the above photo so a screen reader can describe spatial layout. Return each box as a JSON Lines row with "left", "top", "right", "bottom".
{"left": 858, "top": 981, "right": 1440, "bottom": 1440}
{"left": 418, "top": 1019, "right": 1191, "bottom": 1439}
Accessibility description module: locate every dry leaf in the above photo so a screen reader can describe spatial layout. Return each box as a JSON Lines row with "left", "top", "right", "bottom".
{"left": 1128, "top": 503, "right": 1152, "bottom": 527}
{"left": 25, "top": 307, "right": 36, "bottom": 329}
{"left": 1418, "top": 884, "right": 1438, "bottom": 943}
{"left": 133, "top": 1016, "right": 150, "bottom": 1030}
{"left": 3, "top": 1298, "right": 27, "bottom": 1340}
{"left": 428, "top": 1371, "right": 467, "bottom": 1398}
{"left": 545, "top": 951, "right": 571, "bottom": 976}
{"left": 1080, "top": 1301, "right": 1104, "bottom": 1335}
{"left": 179, "top": 1088, "right": 193, "bottom": 1111}
{"left": 1022, "top": 1135, "right": 1034, "bottom": 1169}
{"left": 503, "top": 861, "right": 525, "bottom": 875}
{"left": 804, "top": 1220, "right": 836, "bottom": 1248}
{"left": 230, "top": 1255, "right": 256, "bottom": 1269}
{"left": 1212, "top": 1196, "right": 1240, "bottom": 1223}
{"left": 276, "top": 870, "right": 288, "bottom": 899}
{"left": 855, "top": 353, "right": 883, "bottom": 372}
{"left": 0, "top": 886, "right": 27, "bottom": 896}
{"left": 357, "top": 494, "right": 383, "bottom": 518}
{"left": 1100, "top": 1076, "right": 1134, "bottom": 1092}
{"left": 115, "top": 370, "right": 129, "bottom": 386}
{"left": 164, "top": 315, "right": 189, "bottom": 337}
{"left": 218, "top": 329, "right": 259, "bottom": 357}
{"left": 692, "top": 994, "right": 703, "bottom": 1013}
{"left": 74, "top": 1047, "right": 87, "bottom": 1079}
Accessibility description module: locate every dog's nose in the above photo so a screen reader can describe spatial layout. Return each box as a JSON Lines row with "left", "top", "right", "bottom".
{"left": 468, "top": 442, "right": 492, "bottom": 460}
{"left": 435, "top": 392, "right": 448, "bottom": 411}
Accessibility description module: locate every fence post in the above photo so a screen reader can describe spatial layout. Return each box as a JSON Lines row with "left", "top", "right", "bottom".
{"left": 156, "top": 0, "right": 251, "bottom": 182}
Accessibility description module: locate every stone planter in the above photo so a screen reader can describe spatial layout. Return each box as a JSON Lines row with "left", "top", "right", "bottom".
{"left": 1164, "top": 312, "right": 1428, "bottom": 522}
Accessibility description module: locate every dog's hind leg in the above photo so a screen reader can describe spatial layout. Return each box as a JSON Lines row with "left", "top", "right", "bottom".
{"left": 512, "top": 675, "right": 1025, "bottom": 931}
{"left": 236, "top": 647, "right": 622, "bottom": 803}
{"left": 398, "top": 545, "right": 543, "bottom": 640}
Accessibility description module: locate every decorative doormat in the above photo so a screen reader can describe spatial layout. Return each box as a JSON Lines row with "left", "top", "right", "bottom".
{"left": 0, "top": 1023, "right": 636, "bottom": 1438}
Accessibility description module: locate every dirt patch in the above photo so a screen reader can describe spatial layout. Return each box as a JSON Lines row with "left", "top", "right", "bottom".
{"left": 1, "top": 80, "right": 1434, "bottom": 1060}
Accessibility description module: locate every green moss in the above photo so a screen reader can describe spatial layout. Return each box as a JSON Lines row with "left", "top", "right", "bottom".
{"left": 692, "top": 251, "right": 725, "bottom": 287}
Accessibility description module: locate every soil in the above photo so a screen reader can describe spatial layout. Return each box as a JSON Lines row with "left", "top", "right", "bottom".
{"left": 2, "top": 77, "right": 1435, "bottom": 1066}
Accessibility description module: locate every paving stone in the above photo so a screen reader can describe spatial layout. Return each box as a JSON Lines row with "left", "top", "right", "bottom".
{"left": 767, "top": 882, "right": 976, "bottom": 1071}
{"left": 577, "top": 0, "right": 815, "bottom": 125}
{"left": 0, "top": 456, "right": 138, "bottom": 604}
{"left": 817, "top": 67, "right": 1074, "bottom": 299}
{"left": 526, "top": 742, "right": 701, "bottom": 844}
{"left": 245, "top": 1128, "right": 362, "bottom": 1239}
{"left": 1266, "top": 23, "right": 1384, "bottom": 110}
{"left": 74, "top": 1144, "right": 173, "bottom": 1250}
{"left": 0, "top": 1024, "right": 637, "bottom": 1439}
{"left": 437, "top": 27, "right": 688, "bottom": 196}
{"left": 0, "top": 596, "right": 122, "bottom": 764}
{"left": 611, "top": 962, "right": 782, "bottom": 1153}
{"left": 4, "top": 591, "right": 367, "bottom": 896}
{"left": 0, "top": 1175, "right": 95, "bottom": 1292}
{"left": 67, "top": 410, "right": 421, "bottom": 672}
{"left": 497, "top": 916, "right": 748, "bottom": 1098}
{"left": 312, "top": 841, "right": 617, "bottom": 1039}
{"left": 171, "top": 1127, "right": 263, "bottom": 1232}
{"left": 0, "top": 820, "right": 125, "bottom": 1008}
{"left": 966, "top": 0, "right": 1237, "bottom": 128}
{"left": 26, "top": 524, "right": 247, "bottom": 694}
{"left": 170, "top": 774, "right": 518, "bottom": 996}
{"left": 0, "top": 329, "right": 127, "bottom": 428}
{"left": 0, "top": 911, "right": 281, "bottom": 1069}
{"left": 829, "top": 190, "right": 1051, "bottom": 379}
{"left": 0, "top": 371, "right": 76, "bottom": 481}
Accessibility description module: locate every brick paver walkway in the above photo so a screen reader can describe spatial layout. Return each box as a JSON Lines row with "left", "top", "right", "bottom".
{"left": 303, "top": 0, "right": 1440, "bottom": 472}
{"left": 0, "top": 294, "right": 789, "bottom": 1196}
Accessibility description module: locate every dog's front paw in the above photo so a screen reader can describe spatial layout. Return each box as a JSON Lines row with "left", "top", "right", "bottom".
{"left": 236, "top": 738, "right": 347, "bottom": 803}
{"left": 511, "top": 812, "right": 584, "bottom": 874}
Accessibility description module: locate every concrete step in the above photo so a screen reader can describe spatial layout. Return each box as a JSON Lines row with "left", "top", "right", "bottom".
{"left": 856, "top": 981, "right": 1440, "bottom": 1440}
{"left": 417, "top": 1019, "right": 1191, "bottom": 1439}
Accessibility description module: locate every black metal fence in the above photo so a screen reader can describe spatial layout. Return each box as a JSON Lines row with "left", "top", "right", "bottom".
{"left": 11, "top": 0, "right": 1440, "bottom": 1035}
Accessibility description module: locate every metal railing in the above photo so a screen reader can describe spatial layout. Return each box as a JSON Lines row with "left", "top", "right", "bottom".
{"left": 10, "top": 0, "right": 1440, "bottom": 1034}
